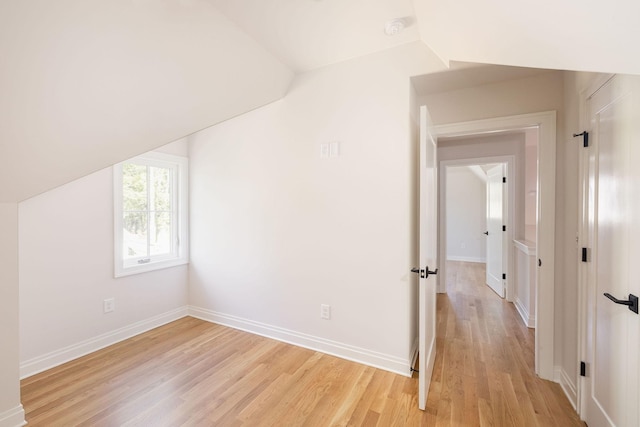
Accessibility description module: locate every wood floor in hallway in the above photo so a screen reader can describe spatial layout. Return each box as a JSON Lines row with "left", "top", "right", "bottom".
{"left": 21, "top": 261, "right": 583, "bottom": 426}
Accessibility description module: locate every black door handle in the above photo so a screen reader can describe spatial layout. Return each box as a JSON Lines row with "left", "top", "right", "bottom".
{"left": 483, "top": 231, "right": 489, "bottom": 235}
{"left": 603, "top": 293, "right": 639, "bottom": 314}
{"left": 411, "top": 267, "right": 438, "bottom": 279}
{"left": 425, "top": 266, "right": 438, "bottom": 278}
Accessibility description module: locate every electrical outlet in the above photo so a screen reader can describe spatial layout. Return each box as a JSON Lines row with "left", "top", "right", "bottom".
{"left": 320, "top": 304, "right": 331, "bottom": 320}
{"left": 103, "top": 298, "right": 115, "bottom": 314}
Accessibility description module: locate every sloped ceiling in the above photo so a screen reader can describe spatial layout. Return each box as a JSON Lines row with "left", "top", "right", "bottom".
{"left": 0, "top": 0, "right": 293, "bottom": 202}
{"left": 206, "top": 0, "right": 421, "bottom": 72}
{"left": 3, "top": 0, "right": 639, "bottom": 201}
{"left": 412, "top": 0, "right": 640, "bottom": 74}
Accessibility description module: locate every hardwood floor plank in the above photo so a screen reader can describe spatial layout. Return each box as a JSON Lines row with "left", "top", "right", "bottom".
{"left": 21, "top": 261, "right": 584, "bottom": 426}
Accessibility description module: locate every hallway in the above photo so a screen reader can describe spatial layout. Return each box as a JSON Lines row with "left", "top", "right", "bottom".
{"left": 424, "top": 261, "right": 583, "bottom": 425}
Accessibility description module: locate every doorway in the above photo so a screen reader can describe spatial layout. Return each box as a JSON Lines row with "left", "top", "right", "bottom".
{"left": 434, "top": 111, "right": 556, "bottom": 380}
{"left": 441, "top": 160, "right": 512, "bottom": 300}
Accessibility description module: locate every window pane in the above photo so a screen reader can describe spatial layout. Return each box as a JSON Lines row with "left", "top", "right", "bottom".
{"left": 150, "top": 212, "right": 172, "bottom": 256}
{"left": 122, "top": 163, "right": 147, "bottom": 211}
{"left": 123, "top": 212, "right": 148, "bottom": 259}
{"left": 150, "top": 166, "right": 172, "bottom": 212}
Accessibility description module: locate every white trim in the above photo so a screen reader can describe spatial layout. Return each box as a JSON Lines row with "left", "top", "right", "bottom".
{"left": 576, "top": 73, "right": 614, "bottom": 418}
{"left": 513, "top": 239, "right": 536, "bottom": 255}
{"left": 188, "top": 306, "right": 413, "bottom": 377}
{"left": 113, "top": 151, "right": 189, "bottom": 278}
{"left": 20, "top": 307, "right": 188, "bottom": 379}
{"left": 0, "top": 405, "right": 26, "bottom": 427}
{"left": 555, "top": 366, "right": 578, "bottom": 411}
{"left": 445, "top": 256, "right": 486, "bottom": 263}
{"left": 435, "top": 111, "right": 556, "bottom": 381}
{"left": 514, "top": 296, "right": 535, "bottom": 328}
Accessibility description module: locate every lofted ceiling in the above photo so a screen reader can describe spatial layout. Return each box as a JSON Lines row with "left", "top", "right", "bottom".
{"left": 413, "top": 0, "right": 640, "bottom": 75}
{"left": 2, "top": 0, "right": 638, "bottom": 202}
{"left": 207, "top": 0, "right": 640, "bottom": 74}
{"left": 0, "top": 0, "right": 293, "bottom": 202}
{"left": 206, "top": 0, "right": 421, "bottom": 72}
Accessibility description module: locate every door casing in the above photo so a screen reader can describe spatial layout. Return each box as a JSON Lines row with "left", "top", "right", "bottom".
{"left": 435, "top": 111, "right": 556, "bottom": 380}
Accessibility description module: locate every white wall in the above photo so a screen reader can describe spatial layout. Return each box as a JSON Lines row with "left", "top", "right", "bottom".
{"left": 18, "top": 139, "right": 190, "bottom": 378}
{"left": 188, "top": 42, "right": 447, "bottom": 375}
{"left": 445, "top": 167, "right": 486, "bottom": 262}
{"left": 439, "top": 133, "right": 526, "bottom": 241}
{"left": 422, "top": 72, "right": 564, "bottom": 126}
{"left": 0, "top": 203, "right": 24, "bottom": 427}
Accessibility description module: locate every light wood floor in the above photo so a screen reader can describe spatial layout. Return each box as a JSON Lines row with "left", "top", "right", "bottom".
{"left": 21, "top": 262, "right": 583, "bottom": 426}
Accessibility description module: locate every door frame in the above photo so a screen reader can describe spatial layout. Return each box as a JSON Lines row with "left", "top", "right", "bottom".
{"left": 576, "top": 73, "right": 615, "bottom": 418}
{"left": 439, "top": 157, "right": 515, "bottom": 301}
{"left": 435, "top": 111, "right": 556, "bottom": 381}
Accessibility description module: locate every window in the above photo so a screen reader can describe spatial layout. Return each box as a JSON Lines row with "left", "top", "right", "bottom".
{"left": 114, "top": 151, "right": 188, "bottom": 277}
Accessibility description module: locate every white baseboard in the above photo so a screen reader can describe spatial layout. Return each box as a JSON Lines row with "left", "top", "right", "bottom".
{"left": 555, "top": 366, "right": 578, "bottom": 410}
{"left": 0, "top": 405, "right": 26, "bottom": 427}
{"left": 514, "top": 297, "right": 535, "bottom": 328}
{"left": 20, "top": 306, "right": 189, "bottom": 379}
{"left": 188, "top": 305, "right": 413, "bottom": 377}
{"left": 445, "top": 256, "right": 486, "bottom": 263}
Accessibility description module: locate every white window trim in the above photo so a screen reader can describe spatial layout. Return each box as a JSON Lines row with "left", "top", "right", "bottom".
{"left": 114, "top": 151, "right": 189, "bottom": 277}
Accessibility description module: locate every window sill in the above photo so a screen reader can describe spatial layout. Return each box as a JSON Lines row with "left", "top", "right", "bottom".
{"left": 114, "top": 257, "right": 189, "bottom": 278}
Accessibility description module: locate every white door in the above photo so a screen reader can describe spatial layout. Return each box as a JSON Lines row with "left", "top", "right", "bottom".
{"left": 582, "top": 74, "right": 640, "bottom": 426}
{"left": 485, "top": 164, "right": 505, "bottom": 298}
{"left": 417, "top": 105, "right": 438, "bottom": 410}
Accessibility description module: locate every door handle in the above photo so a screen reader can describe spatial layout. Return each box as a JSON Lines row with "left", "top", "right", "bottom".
{"left": 483, "top": 231, "right": 489, "bottom": 235}
{"left": 425, "top": 267, "right": 438, "bottom": 278}
{"left": 411, "top": 267, "right": 438, "bottom": 279}
{"left": 603, "top": 293, "right": 639, "bottom": 314}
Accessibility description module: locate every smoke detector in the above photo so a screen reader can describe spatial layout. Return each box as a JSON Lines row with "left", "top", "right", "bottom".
{"left": 384, "top": 18, "right": 405, "bottom": 36}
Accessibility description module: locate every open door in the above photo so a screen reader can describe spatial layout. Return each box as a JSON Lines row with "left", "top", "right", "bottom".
{"left": 417, "top": 105, "right": 438, "bottom": 410}
{"left": 580, "top": 74, "right": 640, "bottom": 426}
{"left": 485, "top": 164, "right": 505, "bottom": 298}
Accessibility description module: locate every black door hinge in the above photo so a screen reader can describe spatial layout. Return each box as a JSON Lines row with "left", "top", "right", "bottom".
{"left": 581, "top": 247, "right": 588, "bottom": 263}
{"left": 573, "top": 131, "right": 589, "bottom": 147}
{"left": 502, "top": 225, "right": 506, "bottom": 232}
{"left": 502, "top": 177, "right": 506, "bottom": 183}
{"left": 580, "top": 361, "right": 586, "bottom": 377}
{"left": 502, "top": 273, "right": 506, "bottom": 280}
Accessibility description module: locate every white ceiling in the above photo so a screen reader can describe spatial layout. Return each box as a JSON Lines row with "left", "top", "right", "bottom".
{"left": 413, "top": 0, "right": 640, "bottom": 75}
{"left": 210, "top": 0, "right": 640, "bottom": 75}
{"left": 411, "top": 63, "right": 555, "bottom": 96}
{"left": 3, "top": 0, "right": 640, "bottom": 202}
{"left": 0, "top": 0, "right": 293, "bottom": 202}
{"left": 206, "top": 0, "right": 421, "bottom": 72}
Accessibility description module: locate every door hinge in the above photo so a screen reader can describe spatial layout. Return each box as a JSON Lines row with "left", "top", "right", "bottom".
{"left": 502, "top": 225, "right": 506, "bottom": 232}
{"left": 573, "top": 131, "right": 589, "bottom": 147}
{"left": 502, "top": 273, "right": 506, "bottom": 280}
{"left": 580, "top": 361, "right": 586, "bottom": 377}
{"left": 581, "top": 247, "right": 588, "bottom": 262}
{"left": 502, "top": 177, "right": 506, "bottom": 183}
